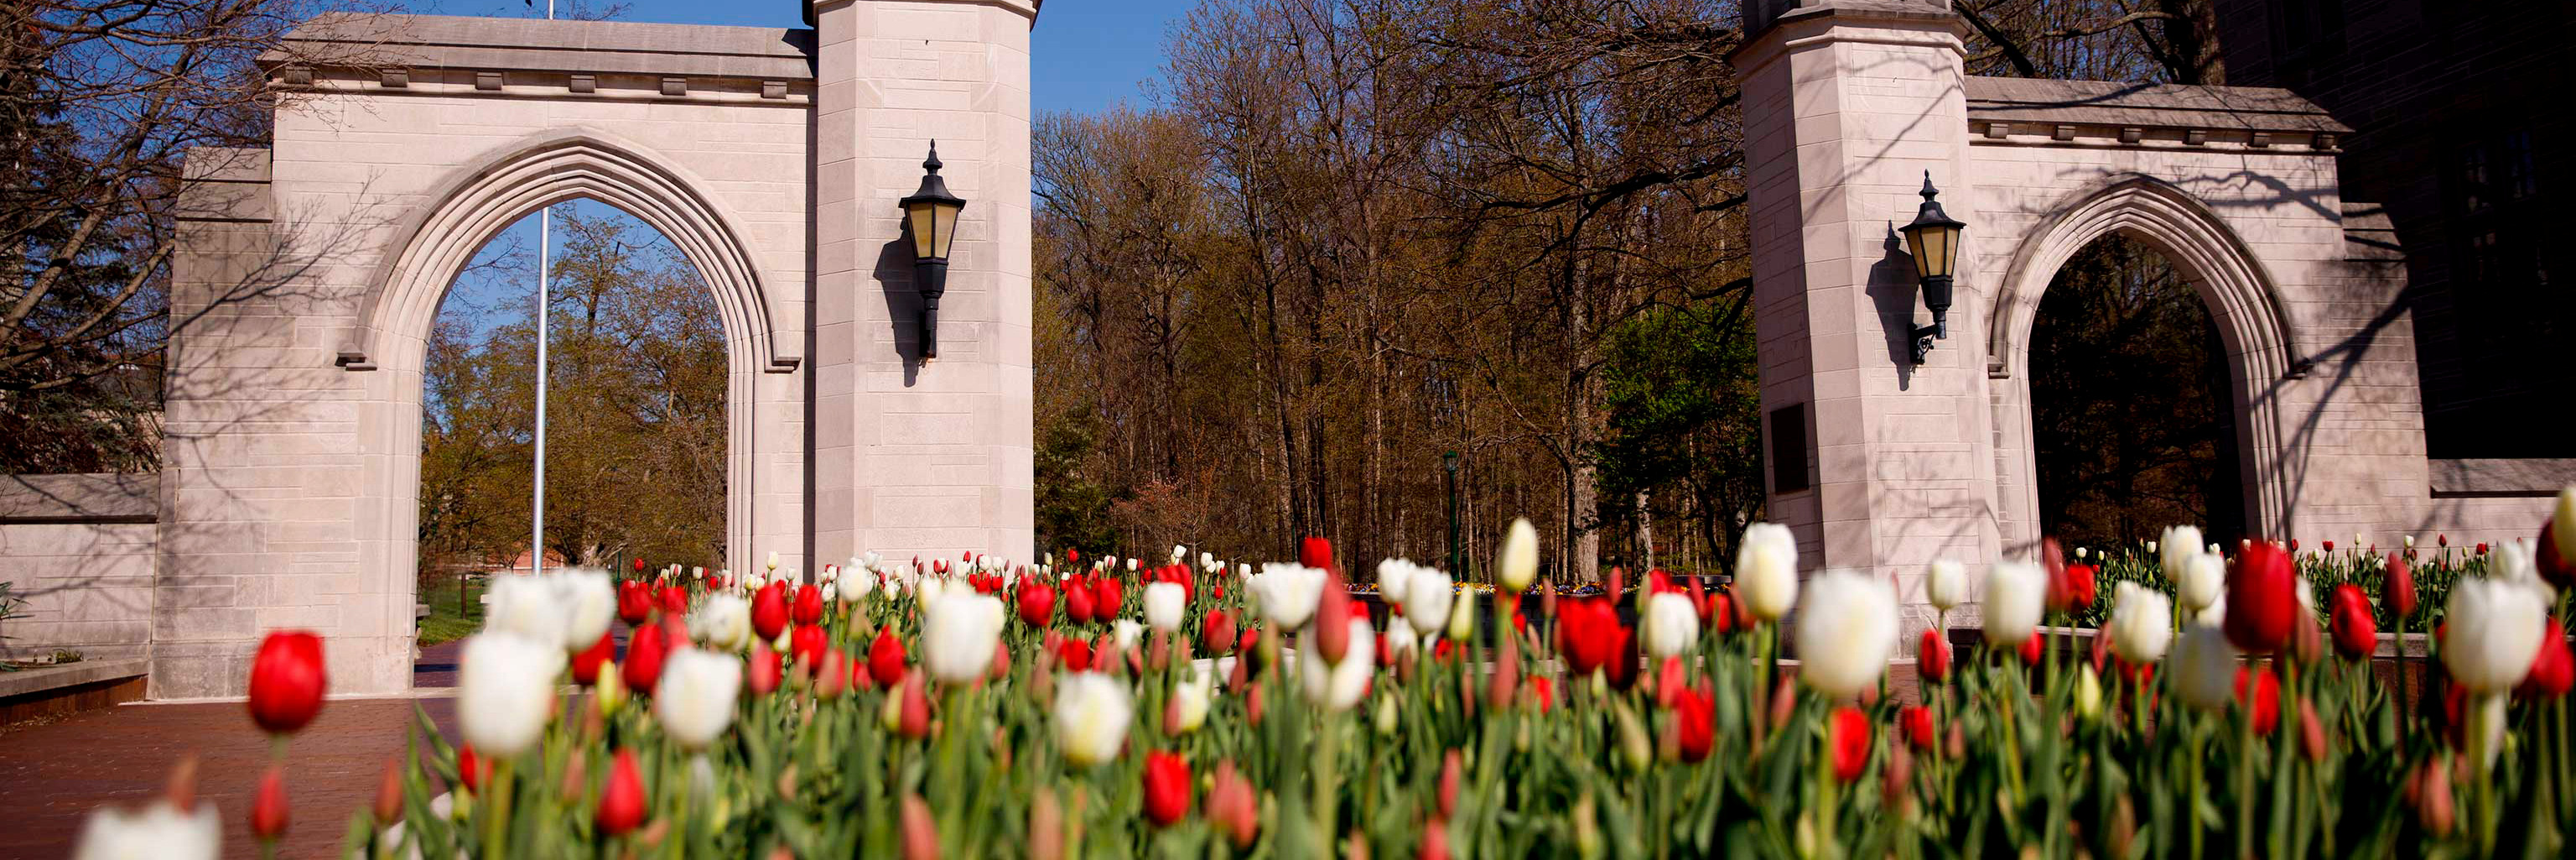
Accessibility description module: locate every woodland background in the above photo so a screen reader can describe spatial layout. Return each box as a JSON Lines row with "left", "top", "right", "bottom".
{"left": 1, "top": 0, "right": 2241, "bottom": 587}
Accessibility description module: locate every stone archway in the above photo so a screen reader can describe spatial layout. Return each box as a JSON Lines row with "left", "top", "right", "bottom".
{"left": 340, "top": 129, "right": 785, "bottom": 590}
{"left": 1983, "top": 176, "right": 2303, "bottom": 551}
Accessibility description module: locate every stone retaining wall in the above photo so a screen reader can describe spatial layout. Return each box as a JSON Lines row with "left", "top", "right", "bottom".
{"left": 0, "top": 474, "right": 159, "bottom": 663}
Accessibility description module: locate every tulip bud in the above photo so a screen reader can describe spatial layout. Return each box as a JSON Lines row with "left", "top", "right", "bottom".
{"left": 596, "top": 748, "right": 647, "bottom": 837}
{"left": 1768, "top": 675, "right": 1797, "bottom": 735}
{"left": 2298, "top": 697, "right": 2329, "bottom": 761}
{"left": 1317, "top": 576, "right": 1354, "bottom": 664}
{"left": 250, "top": 764, "right": 288, "bottom": 841}
{"left": 371, "top": 757, "right": 405, "bottom": 826}
{"left": 247, "top": 630, "right": 328, "bottom": 736}
{"left": 1881, "top": 732, "right": 1914, "bottom": 810}
{"left": 1030, "top": 788, "right": 1065, "bottom": 860}
{"left": 898, "top": 671, "right": 932, "bottom": 739}
{"left": 1374, "top": 694, "right": 1400, "bottom": 736}
{"left": 902, "top": 794, "right": 940, "bottom": 860}
{"left": 2418, "top": 757, "right": 2455, "bottom": 836}
{"left": 2075, "top": 665, "right": 2104, "bottom": 719}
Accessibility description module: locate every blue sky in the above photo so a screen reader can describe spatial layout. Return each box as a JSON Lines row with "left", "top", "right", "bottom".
{"left": 432, "top": 0, "right": 1200, "bottom": 329}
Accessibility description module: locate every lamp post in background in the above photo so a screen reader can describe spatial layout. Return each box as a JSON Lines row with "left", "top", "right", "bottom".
{"left": 899, "top": 142, "right": 967, "bottom": 362}
{"left": 1898, "top": 172, "right": 1966, "bottom": 365}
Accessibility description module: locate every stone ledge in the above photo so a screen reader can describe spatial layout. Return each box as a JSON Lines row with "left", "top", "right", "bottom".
{"left": 2430, "top": 458, "right": 2576, "bottom": 498}
{"left": 0, "top": 659, "right": 151, "bottom": 727}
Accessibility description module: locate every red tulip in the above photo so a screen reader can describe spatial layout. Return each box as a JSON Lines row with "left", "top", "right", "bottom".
{"left": 1142, "top": 750, "right": 1192, "bottom": 826}
{"left": 1061, "top": 578, "right": 1093, "bottom": 623}
{"left": 751, "top": 582, "right": 791, "bottom": 642}
{"left": 596, "top": 748, "right": 647, "bottom": 836}
{"left": 250, "top": 764, "right": 288, "bottom": 840}
{"left": 2323, "top": 540, "right": 2335, "bottom": 552}
{"left": 2540, "top": 520, "right": 2576, "bottom": 592}
{"left": 748, "top": 640, "right": 782, "bottom": 696}
{"left": 2064, "top": 563, "right": 2098, "bottom": 609}
{"left": 572, "top": 630, "right": 614, "bottom": 685}
{"left": 792, "top": 623, "right": 828, "bottom": 670}
{"left": 793, "top": 583, "right": 825, "bottom": 626}
{"left": 1829, "top": 706, "right": 1872, "bottom": 782}
{"left": 870, "top": 628, "right": 909, "bottom": 689}
{"left": 1706, "top": 592, "right": 1736, "bottom": 636}
{"left": 2298, "top": 698, "right": 2329, "bottom": 762}
{"left": 1420, "top": 820, "right": 1452, "bottom": 860}
{"left": 1300, "top": 536, "right": 1334, "bottom": 571}
{"left": 1316, "top": 574, "right": 1353, "bottom": 664}
{"left": 2040, "top": 538, "right": 2072, "bottom": 611}
{"left": 1093, "top": 577, "right": 1124, "bottom": 618}
{"left": 2018, "top": 633, "right": 2044, "bottom": 665}
{"left": 657, "top": 584, "right": 688, "bottom": 616}
{"left": 1917, "top": 629, "right": 1950, "bottom": 684}
{"left": 2329, "top": 584, "right": 2376, "bottom": 660}
{"left": 617, "top": 581, "right": 653, "bottom": 625}
{"left": 2521, "top": 616, "right": 2573, "bottom": 699}
{"left": 1899, "top": 705, "right": 1936, "bottom": 752}
{"left": 2234, "top": 666, "right": 2281, "bottom": 735}
{"left": 1018, "top": 578, "right": 1057, "bottom": 628}
{"left": 1055, "top": 638, "right": 1094, "bottom": 672}
{"left": 2476, "top": 543, "right": 2488, "bottom": 555}
{"left": 1203, "top": 609, "right": 1237, "bottom": 656}
{"left": 1557, "top": 597, "right": 1628, "bottom": 675}
{"left": 2386, "top": 551, "right": 2416, "bottom": 619}
{"left": 1674, "top": 685, "right": 1716, "bottom": 763}
{"left": 898, "top": 671, "right": 931, "bottom": 739}
{"left": 1532, "top": 675, "right": 1555, "bottom": 712}
{"left": 622, "top": 623, "right": 669, "bottom": 696}
{"left": 247, "top": 630, "right": 326, "bottom": 735}
{"left": 457, "top": 744, "right": 492, "bottom": 793}
{"left": 2225, "top": 542, "right": 2298, "bottom": 654}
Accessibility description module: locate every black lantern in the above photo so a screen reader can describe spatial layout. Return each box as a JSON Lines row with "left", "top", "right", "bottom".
{"left": 1898, "top": 171, "right": 1966, "bottom": 365}
{"left": 899, "top": 141, "right": 968, "bottom": 362}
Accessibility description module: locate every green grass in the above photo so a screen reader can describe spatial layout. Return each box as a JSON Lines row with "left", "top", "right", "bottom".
{"left": 417, "top": 577, "right": 488, "bottom": 647}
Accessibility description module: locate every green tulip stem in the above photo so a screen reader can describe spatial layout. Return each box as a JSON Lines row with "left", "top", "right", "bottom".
{"left": 484, "top": 756, "right": 513, "bottom": 860}
{"left": 1313, "top": 712, "right": 1341, "bottom": 859}
{"left": 2471, "top": 691, "right": 2500, "bottom": 855}
{"left": 2236, "top": 703, "right": 2254, "bottom": 860}
{"left": 2187, "top": 720, "right": 2206, "bottom": 860}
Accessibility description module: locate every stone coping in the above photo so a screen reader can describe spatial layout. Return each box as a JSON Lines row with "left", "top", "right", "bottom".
{"left": 263, "top": 13, "right": 818, "bottom": 82}
{"left": 0, "top": 658, "right": 149, "bottom": 700}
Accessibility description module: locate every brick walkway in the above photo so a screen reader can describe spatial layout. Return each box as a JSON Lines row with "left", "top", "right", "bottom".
{"left": 0, "top": 695, "right": 460, "bottom": 859}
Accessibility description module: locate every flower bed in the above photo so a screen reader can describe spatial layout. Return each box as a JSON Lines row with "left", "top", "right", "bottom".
{"left": 65, "top": 510, "right": 2576, "bottom": 857}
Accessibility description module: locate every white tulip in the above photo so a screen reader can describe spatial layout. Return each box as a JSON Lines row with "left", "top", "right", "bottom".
{"left": 766, "top": 550, "right": 780, "bottom": 571}
{"left": 2107, "top": 581, "right": 2174, "bottom": 665}
{"left": 1171, "top": 545, "right": 1187, "bottom": 563}
{"left": 2147, "top": 540, "right": 2159, "bottom": 554}
{"left": 922, "top": 593, "right": 1006, "bottom": 684}
{"left": 2469, "top": 692, "right": 2509, "bottom": 772}
{"left": 1114, "top": 618, "right": 1145, "bottom": 653}
{"left": 1253, "top": 563, "right": 1327, "bottom": 629}
{"left": 654, "top": 646, "right": 742, "bottom": 749}
{"left": 1405, "top": 568, "right": 1454, "bottom": 638}
{"left": 2158, "top": 525, "right": 2203, "bottom": 585}
{"left": 1446, "top": 583, "right": 1478, "bottom": 642}
{"left": 2404, "top": 534, "right": 2416, "bottom": 550}
{"left": 744, "top": 574, "right": 766, "bottom": 594}
{"left": 1376, "top": 559, "right": 1417, "bottom": 606}
{"left": 555, "top": 568, "right": 615, "bottom": 649}
{"left": 820, "top": 583, "right": 839, "bottom": 604}
{"left": 2075, "top": 546, "right": 2089, "bottom": 560}
{"left": 2442, "top": 576, "right": 2547, "bottom": 694}
{"left": 1793, "top": 570, "right": 1898, "bottom": 698}
{"left": 1126, "top": 558, "right": 1139, "bottom": 572}
{"left": 1143, "top": 581, "right": 1187, "bottom": 632}
{"left": 72, "top": 800, "right": 220, "bottom": 860}
{"left": 2495, "top": 538, "right": 2545, "bottom": 592}
{"left": 1053, "top": 673, "right": 1133, "bottom": 766}
{"left": 1736, "top": 523, "right": 1799, "bottom": 622}
{"left": 1238, "top": 563, "right": 1253, "bottom": 579}
{"left": 1644, "top": 592, "right": 1701, "bottom": 659}
{"left": 865, "top": 550, "right": 883, "bottom": 570}
{"left": 1383, "top": 624, "right": 1420, "bottom": 659}
{"left": 1981, "top": 560, "right": 2047, "bottom": 647}
{"left": 1300, "top": 617, "right": 1376, "bottom": 711}
{"left": 2296, "top": 575, "right": 2318, "bottom": 615}
{"left": 692, "top": 594, "right": 752, "bottom": 652}
{"left": 2176, "top": 550, "right": 2225, "bottom": 613}
{"left": 693, "top": 566, "right": 704, "bottom": 580}
{"left": 1924, "top": 558, "right": 1967, "bottom": 612}
{"left": 2075, "top": 664, "right": 2104, "bottom": 718}
{"left": 1171, "top": 665, "right": 1215, "bottom": 733}
{"left": 1498, "top": 518, "right": 1540, "bottom": 593}
{"left": 2168, "top": 620, "right": 2238, "bottom": 711}
{"left": 917, "top": 576, "right": 947, "bottom": 607}
{"left": 459, "top": 633, "right": 564, "bottom": 757}
{"left": 484, "top": 574, "right": 566, "bottom": 646}
{"left": 843, "top": 569, "right": 875, "bottom": 604}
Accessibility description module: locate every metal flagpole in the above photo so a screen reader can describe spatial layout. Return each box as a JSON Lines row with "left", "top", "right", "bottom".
{"left": 531, "top": 0, "right": 555, "bottom": 576}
